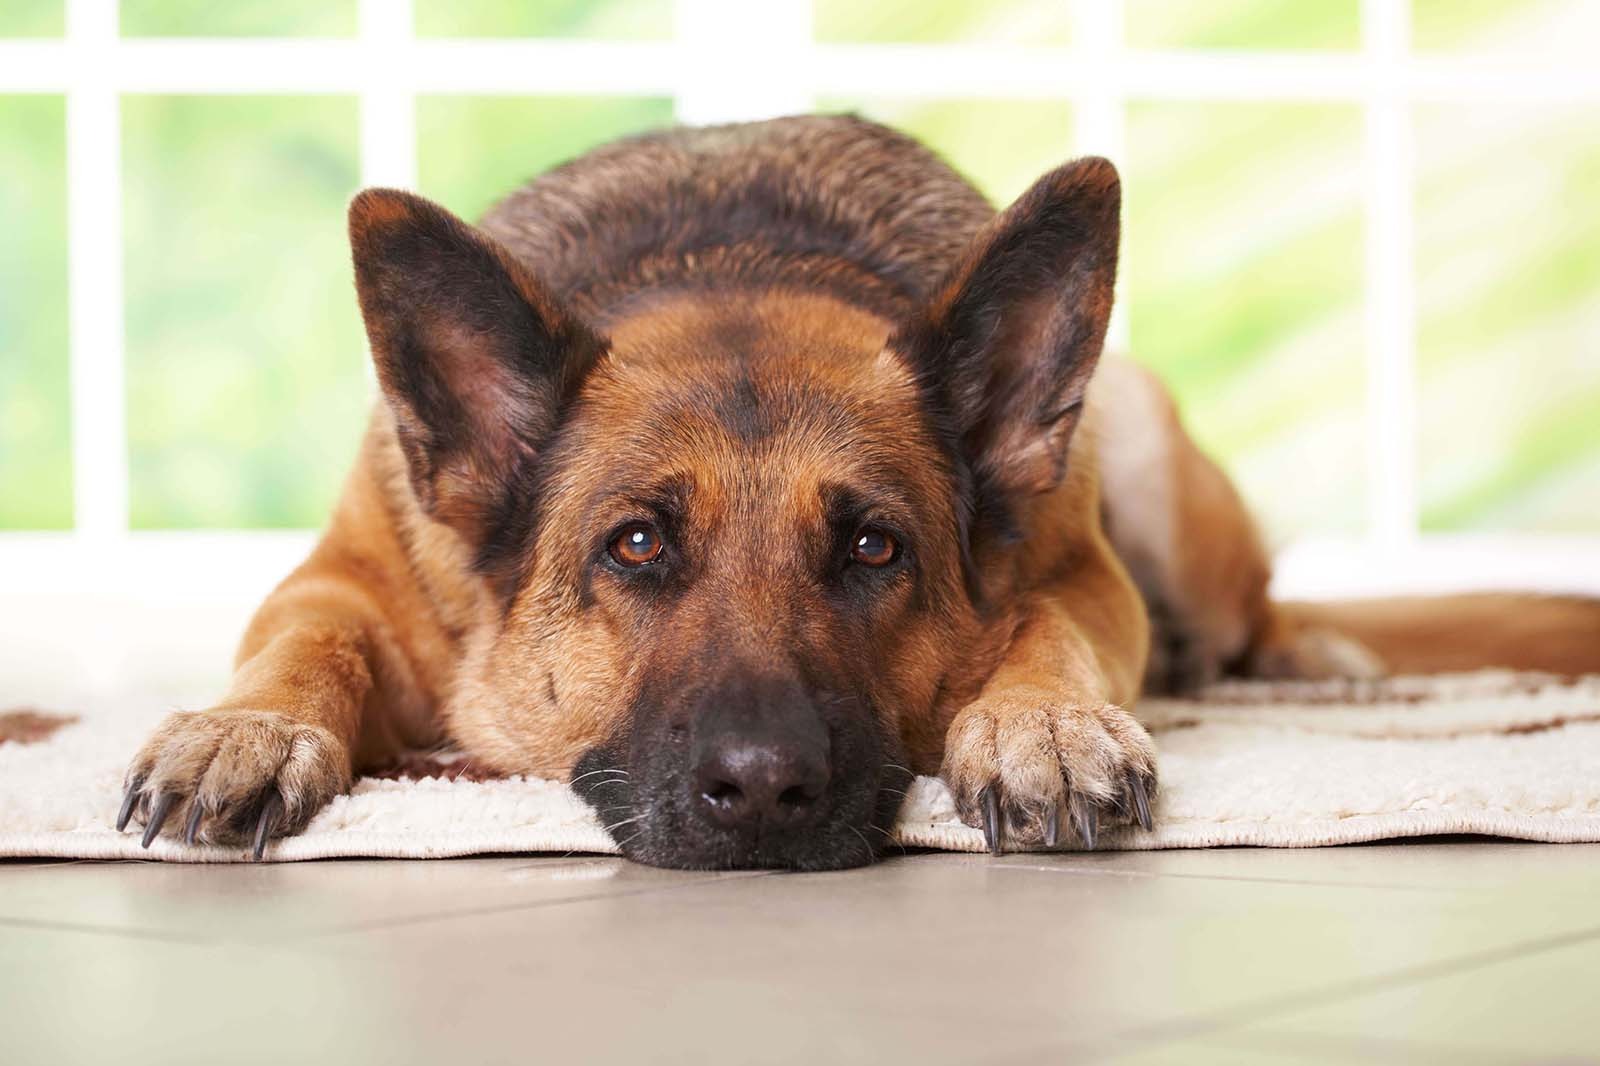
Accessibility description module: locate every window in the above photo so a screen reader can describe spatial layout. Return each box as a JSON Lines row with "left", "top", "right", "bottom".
{"left": 2, "top": 0, "right": 1597, "bottom": 631}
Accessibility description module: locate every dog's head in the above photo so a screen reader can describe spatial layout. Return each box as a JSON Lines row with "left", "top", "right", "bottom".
{"left": 347, "top": 156, "right": 1119, "bottom": 869}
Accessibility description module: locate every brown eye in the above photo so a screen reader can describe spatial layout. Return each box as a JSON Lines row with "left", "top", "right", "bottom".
{"left": 851, "top": 527, "right": 899, "bottom": 567}
{"left": 608, "top": 523, "right": 663, "bottom": 567}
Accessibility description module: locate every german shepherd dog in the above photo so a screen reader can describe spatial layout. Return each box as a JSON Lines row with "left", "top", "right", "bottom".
{"left": 117, "top": 116, "right": 1600, "bottom": 870}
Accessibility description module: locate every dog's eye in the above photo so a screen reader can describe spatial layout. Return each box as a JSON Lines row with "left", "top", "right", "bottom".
{"left": 850, "top": 527, "right": 899, "bottom": 567}
{"left": 609, "top": 523, "right": 664, "bottom": 567}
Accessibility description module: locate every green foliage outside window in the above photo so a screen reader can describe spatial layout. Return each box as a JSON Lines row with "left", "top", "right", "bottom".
{"left": 0, "top": 1, "right": 1595, "bottom": 535}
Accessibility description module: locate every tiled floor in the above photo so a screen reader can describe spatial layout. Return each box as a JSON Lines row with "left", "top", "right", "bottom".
{"left": 3, "top": 843, "right": 1598, "bottom": 1065}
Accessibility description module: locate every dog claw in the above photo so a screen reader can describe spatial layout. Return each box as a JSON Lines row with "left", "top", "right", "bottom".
{"left": 116, "top": 780, "right": 141, "bottom": 833}
{"left": 979, "top": 784, "right": 1003, "bottom": 855}
{"left": 1043, "top": 802, "right": 1061, "bottom": 848}
{"left": 1069, "top": 795, "right": 1098, "bottom": 850}
{"left": 182, "top": 802, "right": 204, "bottom": 847}
{"left": 1127, "top": 772, "right": 1154, "bottom": 832}
{"left": 252, "top": 792, "right": 282, "bottom": 862}
{"left": 141, "top": 792, "right": 175, "bottom": 848}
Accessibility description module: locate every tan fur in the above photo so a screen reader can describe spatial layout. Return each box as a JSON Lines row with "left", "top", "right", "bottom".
{"left": 1093, "top": 358, "right": 1272, "bottom": 691}
{"left": 1093, "top": 361, "right": 1600, "bottom": 688}
{"left": 1266, "top": 595, "right": 1600, "bottom": 679}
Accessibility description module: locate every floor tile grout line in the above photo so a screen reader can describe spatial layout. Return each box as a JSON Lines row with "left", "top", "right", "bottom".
{"left": 0, "top": 914, "right": 209, "bottom": 945}
{"left": 1093, "top": 921, "right": 1600, "bottom": 1060}
{"left": 1201, "top": 1024, "right": 1529, "bottom": 1066}
{"left": 289, "top": 869, "right": 781, "bottom": 941}
{"left": 0, "top": 868, "right": 775, "bottom": 947}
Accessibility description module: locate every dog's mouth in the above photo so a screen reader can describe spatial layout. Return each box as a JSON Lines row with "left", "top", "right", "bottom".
{"left": 570, "top": 692, "right": 912, "bottom": 871}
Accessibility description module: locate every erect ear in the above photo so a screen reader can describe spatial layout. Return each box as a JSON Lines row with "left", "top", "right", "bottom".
{"left": 891, "top": 156, "right": 1120, "bottom": 506}
{"left": 348, "top": 188, "right": 606, "bottom": 547}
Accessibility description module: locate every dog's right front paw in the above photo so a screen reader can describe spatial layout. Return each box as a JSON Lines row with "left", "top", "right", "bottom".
{"left": 118, "top": 710, "right": 351, "bottom": 859}
{"left": 941, "top": 688, "right": 1157, "bottom": 854}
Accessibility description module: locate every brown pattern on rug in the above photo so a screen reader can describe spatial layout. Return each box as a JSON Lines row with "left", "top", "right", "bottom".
{"left": 0, "top": 709, "right": 79, "bottom": 745}
{"left": 1188, "top": 671, "right": 1571, "bottom": 707}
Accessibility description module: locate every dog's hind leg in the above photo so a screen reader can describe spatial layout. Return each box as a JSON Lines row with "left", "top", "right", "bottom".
{"left": 1089, "top": 357, "right": 1381, "bottom": 692}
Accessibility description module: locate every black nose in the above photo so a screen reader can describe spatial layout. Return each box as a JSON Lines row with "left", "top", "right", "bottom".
{"left": 689, "top": 681, "right": 831, "bottom": 832}
{"left": 693, "top": 739, "right": 830, "bottom": 830}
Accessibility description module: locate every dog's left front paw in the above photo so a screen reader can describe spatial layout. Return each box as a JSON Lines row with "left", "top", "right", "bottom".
{"left": 940, "top": 688, "right": 1156, "bottom": 853}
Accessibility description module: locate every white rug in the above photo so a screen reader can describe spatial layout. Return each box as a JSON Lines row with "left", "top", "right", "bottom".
{"left": 3, "top": 671, "right": 1599, "bottom": 863}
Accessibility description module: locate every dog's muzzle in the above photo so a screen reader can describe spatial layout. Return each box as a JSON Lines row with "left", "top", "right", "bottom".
{"left": 571, "top": 675, "right": 910, "bottom": 871}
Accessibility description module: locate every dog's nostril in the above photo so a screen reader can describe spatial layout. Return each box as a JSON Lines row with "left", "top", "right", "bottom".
{"left": 702, "top": 781, "right": 743, "bottom": 808}
{"left": 776, "top": 784, "right": 815, "bottom": 810}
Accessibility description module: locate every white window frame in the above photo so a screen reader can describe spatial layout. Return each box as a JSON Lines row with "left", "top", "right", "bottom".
{"left": 2, "top": 0, "right": 1598, "bottom": 637}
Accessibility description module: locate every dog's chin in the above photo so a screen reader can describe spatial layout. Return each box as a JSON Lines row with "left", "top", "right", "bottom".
{"left": 617, "top": 784, "right": 907, "bottom": 871}
{"left": 624, "top": 823, "right": 875, "bottom": 871}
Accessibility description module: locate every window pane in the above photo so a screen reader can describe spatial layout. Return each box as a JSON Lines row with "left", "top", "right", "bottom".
{"left": 1126, "top": 0, "right": 1360, "bottom": 50}
{"left": 417, "top": 95, "right": 674, "bottom": 222}
{"left": 1416, "top": 104, "right": 1600, "bottom": 533}
{"left": 0, "top": 0, "right": 62, "bottom": 35}
{"left": 1413, "top": 0, "right": 1600, "bottom": 56}
{"left": 124, "top": 96, "right": 366, "bottom": 529}
{"left": 815, "top": 0, "right": 1070, "bottom": 45}
{"left": 1125, "top": 102, "right": 1366, "bottom": 542}
{"left": 120, "top": 0, "right": 356, "bottom": 36}
{"left": 0, "top": 96, "right": 71, "bottom": 529}
{"left": 815, "top": 100, "right": 1073, "bottom": 207}
{"left": 415, "top": 0, "right": 672, "bottom": 39}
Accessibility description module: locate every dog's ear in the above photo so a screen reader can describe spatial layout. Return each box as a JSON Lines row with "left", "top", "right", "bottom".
{"left": 892, "top": 157, "right": 1119, "bottom": 505}
{"left": 349, "top": 188, "right": 605, "bottom": 545}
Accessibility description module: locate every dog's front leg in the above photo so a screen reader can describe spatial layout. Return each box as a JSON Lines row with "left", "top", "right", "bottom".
{"left": 118, "top": 565, "right": 394, "bottom": 856}
{"left": 941, "top": 559, "right": 1156, "bottom": 853}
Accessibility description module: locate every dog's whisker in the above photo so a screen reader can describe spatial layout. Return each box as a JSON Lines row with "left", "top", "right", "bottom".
{"left": 846, "top": 824, "right": 876, "bottom": 863}
{"left": 570, "top": 768, "right": 631, "bottom": 786}
{"left": 581, "top": 783, "right": 635, "bottom": 797}
{"left": 866, "top": 823, "right": 908, "bottom": 856}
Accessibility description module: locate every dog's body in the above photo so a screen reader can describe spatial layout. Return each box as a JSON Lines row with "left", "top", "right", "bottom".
{"left": 120, "top": 116, "right": 1600, "bottom": 869}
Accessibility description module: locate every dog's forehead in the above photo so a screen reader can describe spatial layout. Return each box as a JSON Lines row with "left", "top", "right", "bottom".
{"left": 584, "top": 360, "right": 921, "bottom": 514}
{"left": 548, "top": 300, "right": 947, "bottom": 536}
{"left": 600, "top": 291, "right": 899, "bottom": 385}
{"left": 584, "top": 295, "right": 923, "bottom": 453}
